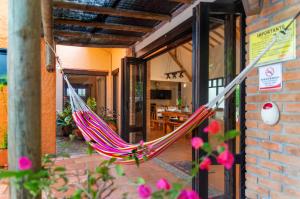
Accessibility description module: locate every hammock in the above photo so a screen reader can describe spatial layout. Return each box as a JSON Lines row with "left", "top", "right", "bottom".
{"left": 57, "top": 15, "right": 297, "bottom": 164}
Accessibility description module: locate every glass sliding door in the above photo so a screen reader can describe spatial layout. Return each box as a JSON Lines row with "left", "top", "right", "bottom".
{"left": 121, "top": 57, "right": 147, "bottom": 143}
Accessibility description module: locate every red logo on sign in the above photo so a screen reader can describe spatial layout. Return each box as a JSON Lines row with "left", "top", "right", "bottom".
{"left": 265, "top": 67, "right": 275, "bottom": 77}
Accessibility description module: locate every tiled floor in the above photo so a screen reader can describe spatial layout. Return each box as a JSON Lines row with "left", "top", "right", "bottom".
{"left": 0, "top": 154, "right": 180, "bottom": 199}
{"left": 0, "top": 129, "right": 229, "bottom": 198}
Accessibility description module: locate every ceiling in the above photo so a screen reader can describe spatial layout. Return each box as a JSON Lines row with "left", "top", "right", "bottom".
{"left": 52, "top": 0, "right": 189, "bottom": 48}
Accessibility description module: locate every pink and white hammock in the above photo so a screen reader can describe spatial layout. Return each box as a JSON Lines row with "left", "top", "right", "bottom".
{"left": 59, "top": 20, "right": 293, "bottom": 164}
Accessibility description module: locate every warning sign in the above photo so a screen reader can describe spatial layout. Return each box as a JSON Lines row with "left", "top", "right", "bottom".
{"left": 259, "top": 63, "right": 282, "bottom": 91}
{"left": 250, "top": 19, "right": 296, "bottom": 67}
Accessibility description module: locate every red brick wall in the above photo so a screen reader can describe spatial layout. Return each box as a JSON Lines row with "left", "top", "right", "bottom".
{"left": 245, "top": 0, "right": 300, "bottom": 198}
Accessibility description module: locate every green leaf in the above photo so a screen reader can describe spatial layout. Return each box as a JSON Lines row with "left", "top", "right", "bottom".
{"left": 202, "top": 143, "right": 212, "bottom": 154}
{"left": 224, "top": 130, "right": 239, "bottom": 141}
{"left": 190, "top": 163, "right": 199, "bottom": 177}
{"left": 142, "top": 155, "right": 148, "bottom": 162}
{"left": 71, "top": 189, "right": 83, "bottom": 199}
{"left": 54, "top": 167, "right": 66, "bottom": 172}
{"left": 108, "top": 158, "right": 117, "bottom": 164}
{"left": 115, "top": 165, "right": 125, "bottom": 176}
{"left": 0, "top": 170, "right": 31, "bottom": 179}
{"left": 86, "top": 144, "right": 94, "bottom": 155}
{"left": 57, "top": 185, "right": 69, "bottom": 192}
{"left": 172, "top": 183, "right": 183, "bottom": 191}
{"left": 217, "top": 146, "right": 225, "bottom": 154}
{"left": 23, "top": 180, "right": 40, "bottom": 197}
{"left": 136, "top": 177, "right": 145, "bottom": 185}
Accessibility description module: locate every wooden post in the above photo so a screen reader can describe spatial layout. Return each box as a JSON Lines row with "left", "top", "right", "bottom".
{"left": 42, "top": 0, "right": 55, "bottom": 72}
{"left": 8, "top": 0, "right": 41, "bottom": 198}
{"left": 192, "top": 3, "right": 209, "bottom": 198}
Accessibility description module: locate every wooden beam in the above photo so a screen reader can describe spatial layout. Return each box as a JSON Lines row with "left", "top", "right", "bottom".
{"left": 168, "top": 52, "right": 192, "bottom": 81}
{"left": 211, "top": 29, "right": 224, "bottom": 39}
{"left": 181, "top": 44, "right": 192, "bottom": 53}
{"left": 55, "top": 19, "right": 153, "bottom": 33}
{"left": 55, "top": 30, "right": 141, "bottom": 42}
{"left": 8, "top": 0, "right": 41, "bottom": 198}
{"left": 55, "top": 40, "right": 130, "bottom": 48}
{"left": 53, "top": 1, "right": 171, "bottom": 21}
{"left": 168, "top": 0, "right": 192, "bottom": 3}
{"left": 42, "top": 0, "right": 55, "bottom": 72}
{"left": 209, "top": 34, "right": 222, "bottom": 45}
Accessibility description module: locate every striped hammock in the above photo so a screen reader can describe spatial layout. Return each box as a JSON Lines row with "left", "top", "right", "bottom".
{"left": 61, "top": 20, "right": 293, "bottom": 164}
{"left": 67, "top": 79, "right": 215, "bottom": 164}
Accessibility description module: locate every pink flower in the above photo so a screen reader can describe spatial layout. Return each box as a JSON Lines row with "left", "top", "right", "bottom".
{"left": 199, "top": 157, "right": 211, "bottom": 171}
{"left": 178, "top": 189, "right": 200, "bottom": 199}
{"left": 191, "top": 137, "right": 204, "bottom": 149}
{"left": 18, "top": 156, "right": 32, "bottom": 170}
{"left": 156, "top": 178, "right": 171, "bottom": 191}
{"left": 217, "top": 150, "right": 234, "bottom": 170}
{"left": 137, "top": 184, "right": 152, "bottom": 199}
{"left": 140, "top": 140, "right": 144, "bottom": 146}
{"left": 204, "top": 120, "right": 220, "bottom": 134}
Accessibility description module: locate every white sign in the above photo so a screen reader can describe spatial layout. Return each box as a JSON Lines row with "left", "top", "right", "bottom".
{"left": 259, "top": 63, "right": 282, "bottom": 91}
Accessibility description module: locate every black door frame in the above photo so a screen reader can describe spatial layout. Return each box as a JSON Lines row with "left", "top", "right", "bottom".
{"left": 192, "top": 2, "right": 246, "bottom": 199}
{"left": 121, "top": 57, "right": 147, "bottom": 142}
{"left": 112, "top": 68, "right": 119, "bottom": 115}
{"left": 132, "top": 1, "right": 246, "bottom": 198}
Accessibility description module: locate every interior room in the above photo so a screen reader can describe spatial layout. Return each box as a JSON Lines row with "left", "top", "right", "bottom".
{"left": 147, "top": 17, "right": 242, "bottom": 197}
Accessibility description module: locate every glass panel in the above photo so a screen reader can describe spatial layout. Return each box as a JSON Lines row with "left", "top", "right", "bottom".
{"left": 218, "top": 78, "right": 223, "bottom": 86}
{"left": 209, "top": 87, "right": 217, "bottom": 102}
{"left": 129, "top": 63, "right": 143, "bottom": 127}
{"left": 213, "top": 79, "right": 217, "bottom": 87}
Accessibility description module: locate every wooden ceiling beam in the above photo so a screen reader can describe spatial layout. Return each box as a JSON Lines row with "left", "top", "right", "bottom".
{"left": 211, "top": 30, "right": 224, "bottom": 39}
{"left": 209, "top": 35, "right": 222, "bottom": 45}
{"left": 55, "top": 40, "right": 129, "bottom": 48}
{"left": 168, "top": 52, "right": 192, "bottom": 82}
{"left": 168, "top": 0, "right": 192, "bottom": 3}
{"left": 210, "top": 32, "right": 223, "bottom": 43}
{"left": 53, "top": 1, "right": 171, "bottom": 21}
{"left": 54, "top": 30, "right": 141, "bottom": 42}
{"left": 181, "top": 45, "right": 192, "bottom": 53}
{"left": 55, "top": 19, "right": 153, "bottom": 33}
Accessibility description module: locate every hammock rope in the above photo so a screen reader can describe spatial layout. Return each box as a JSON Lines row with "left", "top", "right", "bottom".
{"left": 47, "top": 12, "right": 299, "bottom": 164}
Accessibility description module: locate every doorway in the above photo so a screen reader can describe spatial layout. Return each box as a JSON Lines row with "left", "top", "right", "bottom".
{"left": 120, "top": 2, "right": 246, "bottom": 198}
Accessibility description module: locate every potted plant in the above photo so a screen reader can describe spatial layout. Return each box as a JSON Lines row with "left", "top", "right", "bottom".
{"left": 87, "top": 97, "right": 118, "bottom": 132}
{"left": 0, "top": 130, "right": 8, "bottom": 167}
{"left": 56, "top": 103, "right": 76, "bottom": 137}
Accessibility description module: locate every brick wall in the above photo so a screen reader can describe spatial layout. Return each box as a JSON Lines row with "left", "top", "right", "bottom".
{"left": 245, "top": 0, "right": 300, "bottom": 198}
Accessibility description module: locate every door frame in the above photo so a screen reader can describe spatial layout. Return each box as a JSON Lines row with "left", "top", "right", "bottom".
{"left": 62, "top": 69, "right": 108, "bottom": 110}
{"left": 131, "top": 1, "right": 246, "bottom": 198}
{"left": 121, "top": 57, "right": 147, "bottom": 142}
{"left": 192, "top": 2, "right": 246, "bottom": 198}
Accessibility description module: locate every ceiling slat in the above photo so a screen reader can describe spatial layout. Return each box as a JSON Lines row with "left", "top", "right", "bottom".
{"left": 55, "top": 30, "right": 141, "bottom": 42}
{"left": 55, "top": 40, "right": 129, "bottom": 48}
{"left": 53, "top": 1, "right": 171, "bottom": 21}
{"left": 181, "top": 45, "right": 192, "bottom": 53}
{"left": 211, "top": 30, "right": 224, "bottom": 39}
{"left": 55, "top": 19, "right": 153, "bottom": 33}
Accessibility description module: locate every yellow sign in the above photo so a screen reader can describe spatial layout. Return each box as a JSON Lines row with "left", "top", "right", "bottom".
{"left": 249, "top": 19, "right": 296, "bottom": 66}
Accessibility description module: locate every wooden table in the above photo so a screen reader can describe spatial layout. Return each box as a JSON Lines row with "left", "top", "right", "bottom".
{"left": 161, "top": 111, "right": 192, "bottom": 134}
